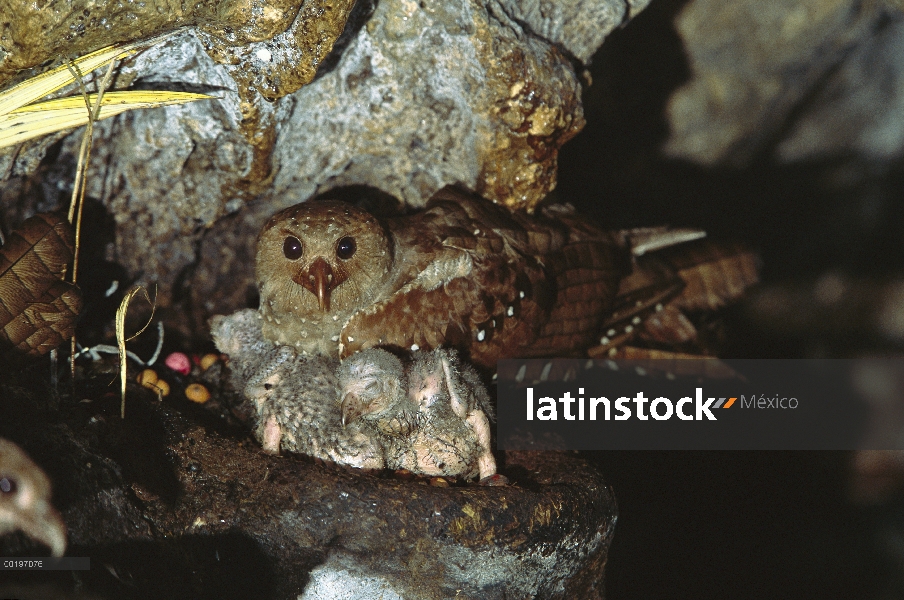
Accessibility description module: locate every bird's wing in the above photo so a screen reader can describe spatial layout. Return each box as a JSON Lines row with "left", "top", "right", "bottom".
{"left": 519, "top": 237, "right": 628, "bottom": 357}
{"left": 339, "top": 192, "right": 552, "bottom": 367}
{"left": 652, "top": 239, "right": 760, "bottom": 311}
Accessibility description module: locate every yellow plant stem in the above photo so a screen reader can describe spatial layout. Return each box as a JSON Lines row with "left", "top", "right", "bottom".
{"left": 116, "top": 285, "right": 156, "bottom": 418}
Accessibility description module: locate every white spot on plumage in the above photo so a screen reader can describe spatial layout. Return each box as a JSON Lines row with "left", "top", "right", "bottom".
{"left": 477, "top": 330, "right": 486, "bottom": 341}
{"left": 515, "top": 364, "right": 526, "bottom": 383}
{"left": 411, "top": 344, "right": 419, "bottom": 351}
{"left": 607, "top": 329, "right": 616, "bottom": 337}
{"left": 625, "top": 325, "right": 634, "bottom": 333}
{"left": 631, "top": 316, "right": 641, "bottom": 325}
{"left": 507, "top": 306, "right": 514, "bottom": 317}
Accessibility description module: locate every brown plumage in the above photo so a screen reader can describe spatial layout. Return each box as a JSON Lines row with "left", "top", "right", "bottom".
{"left": 589, "top": 238, "right": 761, "bottom": 357}
{"left": 256, "top": 186, "right": 628, "bottom": 368}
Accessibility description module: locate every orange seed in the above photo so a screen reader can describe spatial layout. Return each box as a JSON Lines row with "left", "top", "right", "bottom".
{"left": 137, "top": 369, "right": 158, "bottom": 386}
{"left": 199, "top": 353, "right": 219, "bottom": 370}
{"left": 185, "top": 383, "right": 211, "bottom": 404}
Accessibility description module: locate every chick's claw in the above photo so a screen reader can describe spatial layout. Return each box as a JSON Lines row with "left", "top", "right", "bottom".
{"left": 478, "top": 473, "right": 510, "bottom": 487}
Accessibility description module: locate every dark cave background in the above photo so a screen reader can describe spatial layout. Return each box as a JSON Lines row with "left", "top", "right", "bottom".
{"left": 560, "top": 1, "right": 904, "bottom": 598}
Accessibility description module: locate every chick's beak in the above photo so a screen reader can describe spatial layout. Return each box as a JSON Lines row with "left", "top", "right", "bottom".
{"left": 340, "top": 393, "right": 364, "bottom": 428}
{"left": 294, "top": 257, "right": 335, "bottom": 312}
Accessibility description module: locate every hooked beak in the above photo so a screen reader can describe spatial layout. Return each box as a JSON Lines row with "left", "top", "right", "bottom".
{"left": 294, "top": 257, "right": 334, "bottom": 312}
{"left": 340, "top": 393, "right": 364, "bottom": 428}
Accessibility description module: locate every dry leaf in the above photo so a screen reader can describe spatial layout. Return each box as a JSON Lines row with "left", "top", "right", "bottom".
{"left": 0, "top": 90, "right": 214, "bottom": 149}
{"left": 0, "top": 41, "right": 145, "bottom": 117}
{"left": 0, "top": 212, "right": 82, "bottom": 357}
{"left": 0, "top": 33, "right": 212, "bottom": 149}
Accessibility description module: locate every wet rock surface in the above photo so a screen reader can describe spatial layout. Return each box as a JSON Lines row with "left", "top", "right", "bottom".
{"left": 0, "top": 370, "right": 616, "bottom": 599}
{"left": 0, "top": 0, "right": 643, "bottom": 341}
{"left": 0, "top": 0, "right": 356, "bottom": 100}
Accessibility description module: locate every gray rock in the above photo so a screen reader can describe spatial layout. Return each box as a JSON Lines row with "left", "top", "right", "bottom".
{"left": 0, "top": 0, "right": 644, "bottom": 339}
{"left": 664, "top": 0, "right": 903, "bottom": 166}
{"left": 494, "top": 0, "right": 653, "bottom": 63}
{"left": 778, "top": 17, "right": 904, "bottom": 162}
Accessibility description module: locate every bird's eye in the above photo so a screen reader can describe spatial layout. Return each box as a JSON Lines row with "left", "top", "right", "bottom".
{"left": 0, "top": 476, "right": 15, "bottom": 494}
{"left": 283, "top": 236, "right": 303, "bottom": 260}
{"left": 336, "top": 236, "right": 356, "bottom": 260}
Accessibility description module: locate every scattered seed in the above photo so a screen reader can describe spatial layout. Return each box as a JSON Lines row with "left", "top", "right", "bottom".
{"left": 185, "top": 383, "right": 211, "bottom": 404}
{"left": 137, "top": 369, "right": 158, "bottom": 387}
{"left": 199, "top": 353, "right": 219, "bottom": 371}
{"left": 154, "top": 379, "right": 171, "bottom": 398}
{"left": 165, "top": 352, "right": 191, "bottom": 375}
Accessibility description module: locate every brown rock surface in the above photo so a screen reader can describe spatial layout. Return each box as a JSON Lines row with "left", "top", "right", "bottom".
{"left": 0, "top": 0, "right": 356, "bottom": 100}
{"left": 0, "top": 379, "right": 616, "bottom": 599}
